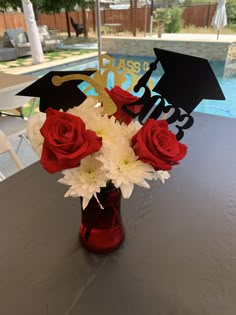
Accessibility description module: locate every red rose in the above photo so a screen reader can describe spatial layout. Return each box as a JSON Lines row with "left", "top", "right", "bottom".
{"left": 40, "top": 108, "right": 102, "bottom": 174}
{"left": 131, "top": 119, "right": 187, "bottom": 171}
{"left": 105, "top": 86, "right": 142, "bottom": 125}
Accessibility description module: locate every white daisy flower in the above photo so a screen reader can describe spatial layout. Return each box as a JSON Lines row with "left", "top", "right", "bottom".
{"left": 120, "top": 120, "right": 142, "bottom": 141}
{"left": 58, "top": 154, "right": 108, "bottom": 209}
{"left": 86, "top": 114, "right": 122, "bottom": 145}
{"left": 97, "top": 139, "right": 155, "bottom": 199}
{"left": 67, "top": 96, "right": 102, "bottom": 123}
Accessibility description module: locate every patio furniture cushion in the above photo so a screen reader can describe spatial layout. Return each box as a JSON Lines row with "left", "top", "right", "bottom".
{"left": 38, "top": 25, "right": 62, "bottom": 51}
{"left": 37, "top": 25, "right": 51, "bottom": 41}
{"left": 4, "top": 28, "right": 31, "bottom": 58}
{"left": 5, "top": 28, "right": 28, "bottom": 45}
{"left": 0, "top": 47, "right": 17, "bottom": 61}
{"left": 17, "top": 42, "right": 31, "bottom": 48}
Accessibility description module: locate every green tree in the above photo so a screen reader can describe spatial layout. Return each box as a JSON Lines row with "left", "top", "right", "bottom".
{"left": 0, "top": 0, "right": 43, "bottom": 21}
{"left": 154, "top": 6, "right": 183, "bottom": 34}
{"left": 0, "top": 0, "right": 78, "bottom": 13}
{"left": 226, "top": 0, "right": 236, "bottom": 27}
{"left": 0, "top": 0, "right": 22, "bottom": 10}
{"left": 0, "top": 0, "right": 95, "bottom": 37}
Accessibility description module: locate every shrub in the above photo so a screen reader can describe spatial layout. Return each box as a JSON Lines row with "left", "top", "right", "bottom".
{"left": 154, "top": 8, "right": 171, "bottom": 25}
{"left": 226, "top": 0, "right": 236, "bottom": 26}
{"left": 154, "top": 6, "right": 183, "bottom": 33}
{"left": 165, "top": 7, "right": 184, "bottom": 33}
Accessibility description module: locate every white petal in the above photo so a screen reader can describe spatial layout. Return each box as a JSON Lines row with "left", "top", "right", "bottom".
{"left": 154, "top": 171, "right": 171, "bottom": 183}
{"left": 136, "top": 180, "right": 150, "bottom": 189}
{"left": 120, "top": 182, "right": 134, "bottom": 199}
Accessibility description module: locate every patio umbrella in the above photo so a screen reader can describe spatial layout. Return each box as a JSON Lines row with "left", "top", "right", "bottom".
{"left": 211, "top": 0, "right": 227, "bottom": 40}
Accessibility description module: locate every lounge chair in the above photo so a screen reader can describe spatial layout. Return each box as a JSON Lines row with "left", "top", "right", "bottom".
{"left": 3, "top": 28, "right": 31, "bottom": 58}
{"left": 37, "top": 25, "right": 62, "bottom": 52}
{"left": 0, "top": 44, "right": 17, "bottom": 61}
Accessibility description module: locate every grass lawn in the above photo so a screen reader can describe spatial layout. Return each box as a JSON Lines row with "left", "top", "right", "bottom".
{"left": 0, "top": 49, "right": 95, "bottom": 68}
{"left": 180, "top": 26, "right": 236, "bottom": 34}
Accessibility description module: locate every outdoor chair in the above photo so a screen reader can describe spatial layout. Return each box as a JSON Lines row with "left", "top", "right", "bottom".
{"left": 0, "top": 129, "right": 23, "bottom": 179}
{"left": 0, "top": 72, "right": 38, "bottom": 155}
{"left": 37, "top": 25, "right": 62, "bottom": 52}
{"left": 0, "top": 98, "right": 38, "bottom": 154}
{"left": 3, "top": 27, "right": 31, "bottom": 58}
{"left": 0, "top": 41, "right": 17, "bottom": 61}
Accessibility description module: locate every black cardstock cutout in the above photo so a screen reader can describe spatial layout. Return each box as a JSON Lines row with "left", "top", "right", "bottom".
{"left": 17, "top": 49, "right": 225, "bottom": 140}
{"left": 122, "top": 48, "right": 225, "bottom": 140}
{"left": 17, "top": 70, "right": 96, "bottom": 112}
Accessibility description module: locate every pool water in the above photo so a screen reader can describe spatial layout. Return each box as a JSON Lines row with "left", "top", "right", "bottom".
{"left": 195, "top": 75, "right": 236, "bottom": 118}
{"left": 27, "top": 54, "right": 236, "bottom": 119}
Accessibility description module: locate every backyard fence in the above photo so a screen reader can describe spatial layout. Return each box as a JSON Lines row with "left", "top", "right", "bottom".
{"left": 0, "top": 3, "right": 217, "bottom": 35}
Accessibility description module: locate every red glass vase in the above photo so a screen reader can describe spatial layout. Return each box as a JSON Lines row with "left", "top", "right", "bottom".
{"left": 79, "top": 186, "right": 125, "bottom": 254}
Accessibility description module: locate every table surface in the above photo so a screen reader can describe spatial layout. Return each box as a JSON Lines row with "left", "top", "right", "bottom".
{"left": 1, "top": 112, "right": 236, "bottom": 315}
{"left": 0, "top": 72, "right": 36, "bottom": 110}
{"left": 0, "top": 72, "right": 35, "bottom": 91}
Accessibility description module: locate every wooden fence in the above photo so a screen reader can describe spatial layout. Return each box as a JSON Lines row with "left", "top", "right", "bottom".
{"left": 0, "top": 4, "right": 217, "bottom": 35}
{"left": 183, "top": 3, "right": 216, "bottom": 28}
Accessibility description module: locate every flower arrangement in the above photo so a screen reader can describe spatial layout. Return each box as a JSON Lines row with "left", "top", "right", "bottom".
{"left": 27, "top": 85, "right": 187, "bottom": 209}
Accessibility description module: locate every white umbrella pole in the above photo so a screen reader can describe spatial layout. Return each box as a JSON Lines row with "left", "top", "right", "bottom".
{"left": 144, "top": 0, "right": 147, "bottom": 37}
{"left": 149, "top": 0, "right": 154, "bottom": 37}
{"left": 96, "top": 0, "right": 102, "bottom": 65}
{"left": 21, "top": 0, "right": 44, "bottom": 64}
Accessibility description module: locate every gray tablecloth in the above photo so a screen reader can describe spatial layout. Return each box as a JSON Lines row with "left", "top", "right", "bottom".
{"left": 0, "top": 112, "right": 236, "bottom": 315}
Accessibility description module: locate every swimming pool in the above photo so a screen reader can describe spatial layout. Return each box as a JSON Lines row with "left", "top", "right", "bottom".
{"left": 26, "top": 54, "right": 236, "bottom": 119}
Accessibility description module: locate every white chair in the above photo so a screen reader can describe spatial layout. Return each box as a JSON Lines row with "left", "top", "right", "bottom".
{"left": 0, "top": 72, "right": 37, "bottom": 155}
{"left": 0, "top": 98, "right": 38, "bottom": 153}
{"left": 37, "top": 25, "right": 62, "bottom": 52}
{"left": 3, "top": 27, "right": 31, "bottom": 58}
{"left": 0, "top": 130, "right": 24, "bottom": 179}
{"left": 0, "top": 172, "right": 5, "bottom": 181}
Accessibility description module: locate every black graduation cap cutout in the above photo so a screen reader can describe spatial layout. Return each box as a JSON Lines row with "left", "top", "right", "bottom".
{"left": 122, "top": 48, "right": 225, "bottom": 140}
{"left": 17, "top": 70, "right": 96, "bottom": 113}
